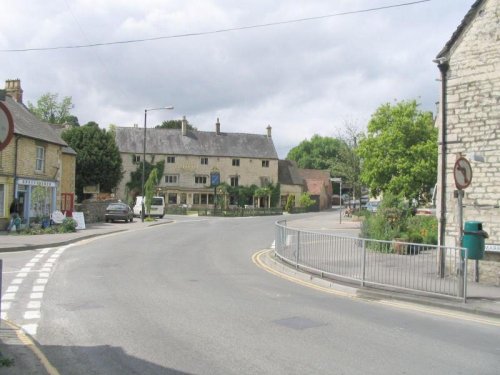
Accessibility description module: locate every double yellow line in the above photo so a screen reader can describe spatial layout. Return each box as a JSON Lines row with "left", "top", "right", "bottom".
{"left": 252, "top": 249, "right": 500, "bottom": 328}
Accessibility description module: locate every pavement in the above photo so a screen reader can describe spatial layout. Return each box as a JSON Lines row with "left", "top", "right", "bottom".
{"left": 0, "top": 212, "right": 499, "bottom": 373}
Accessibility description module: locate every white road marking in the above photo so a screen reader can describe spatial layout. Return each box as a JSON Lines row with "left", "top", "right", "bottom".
{"left": 24, "top": 310, "right": 41, "bottom": 320}
{"left": 21, "top": 323, "right": 38, "bottom": 336}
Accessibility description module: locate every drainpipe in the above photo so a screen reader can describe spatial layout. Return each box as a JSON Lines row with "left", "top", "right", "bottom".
{"left": 436, "top": 58, "right": 449, "bottom": 277}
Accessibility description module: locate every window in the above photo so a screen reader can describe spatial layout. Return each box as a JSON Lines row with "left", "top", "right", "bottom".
{"left": 230, "top": 176, "right": 239, "bottom": 187}
{"left": 193, "top": 194, "right": 211, "bottom": 205}
{"left": 232, "top": 159, "right": 240, "bottom": 167}
{"left": 201, "top": 157, "right": 208, "bottom": 165}
{"left": 260, "top": 177, "right": 270, "bottom": 187}
{"left": 165, "top": 175, "right": 178, "bottom": 184}
{"left": 168, "top": 193, "right": 177, "bottom": 204}
{"left": 262, "top": 160, "right": 270, "bottom": 168}
{"left": 35, "top": 146, "right": 45, "bottom": 172}
{"left": 167, "top": 156, "right": 176, "bottom": 164}
{"left": 0, "top": 184, "right": 4, "bottom": 214}
{"left": 133, "top": 155, "right": 141, "bottom": 163}
{"left": 195, "top": 176, "right": 207, "bottom": 184}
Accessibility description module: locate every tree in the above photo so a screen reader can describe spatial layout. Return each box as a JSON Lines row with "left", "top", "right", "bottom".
{"left": 332, "top": 124, "right": 364, "bottom": 206}
{"left": 126, "top": 159, "right": 165, "bottom": 197}
{"left": 155, "top": 119, "right": 197, "bottom": 130}
{"left": 28, "top": 92, "right": 76, "bottom": 124}
{"left": 286, "top": 135, "right": 342, "bottom": 170}
{"left": 62, "top": 122, "right": 123, "bottom": 201}
{"left": 357, "top": 100, "right": 437, "bottom": 203}
{"left": 144, "top": 169, "right": 159, "bottom": 215}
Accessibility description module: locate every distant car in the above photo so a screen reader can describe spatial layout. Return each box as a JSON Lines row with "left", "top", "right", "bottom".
{"left": 105, "top": 203, "right": 134, "bottom": 223}
{"left": 365, "top": 201, "right": 380, "bottom": 213}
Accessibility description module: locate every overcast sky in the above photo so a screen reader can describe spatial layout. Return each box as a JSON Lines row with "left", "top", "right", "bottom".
{"left": 2, "top": 0, "right": 474, "bottom": 158}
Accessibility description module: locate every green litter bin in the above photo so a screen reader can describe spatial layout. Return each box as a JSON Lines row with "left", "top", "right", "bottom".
{"left": 462, "top": 221, "right": 489, "bottom": 260}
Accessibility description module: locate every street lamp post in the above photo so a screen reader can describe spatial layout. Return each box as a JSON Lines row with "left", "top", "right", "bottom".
{"left": 141, "top": 106, "right": 174, "bottom": 222}
{"left": 331, "top": 178, "right": 342, "bottom": 224}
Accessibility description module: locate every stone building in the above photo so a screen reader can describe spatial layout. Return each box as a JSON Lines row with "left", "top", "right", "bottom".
{"left": 434, "top": 0, "right": 499, "bottom": 283}
{"left": 114, "top": 118, "right": 279, "bottom": 208}
{"left": 0, "top": 79, "right": 76, "bottom": 228}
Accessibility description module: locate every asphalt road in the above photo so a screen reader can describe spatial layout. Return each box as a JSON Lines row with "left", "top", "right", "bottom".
{"left": 4, "top": 215, "right": 500, "bottom": 374}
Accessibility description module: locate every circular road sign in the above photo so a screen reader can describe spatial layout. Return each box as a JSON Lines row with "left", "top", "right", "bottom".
{"left": 0, "top": 102, "right": 14, "bottom": 152}
{"left": 453, "top": 157, "right": 473, "bottom": 190}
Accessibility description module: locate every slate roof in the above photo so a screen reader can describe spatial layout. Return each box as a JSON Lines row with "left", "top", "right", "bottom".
{"left": 436, "top": 0, "right": 484, "bottom": 58}
{"left": 2, "top": 95, "right": 68, "bottom": 147}
{"left": 278, "top": 160, "right": 304, "bottom": 186}
{"left": 49, "top": 124, "right": 77, "bottom": 155}
{"left": 115, "top": 126, "right": 279, "bottom": 159}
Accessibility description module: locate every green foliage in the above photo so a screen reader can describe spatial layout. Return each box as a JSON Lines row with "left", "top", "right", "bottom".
{"left": 144, "top": 168, "right": 159, "bottom": 214}
{"left": 285, "top": 195, "right": 295, "bottom": 213}
{"left": 155, "top": 119, "right": 197, "bottom": 130}
{"left": 28, "top": 92, "right": 76, "bottom": 124}
{"left": 126, "top": 159, "right": 165, "bottom": 196}
{"left": 361, "top": 193, "right": 437, "bottom": 247}
{"left": 298, "top": 192, "right": 315, "bottom": 208}
{"left": 59, "top": 217, "right": 77, "bottom": 233}
{"left": 62, "top": 123, "right": 123, "bottom": 201}
{"left": 286, "top": 135, "right": 342, "bottom": 170}
{"left": 332, "top": 126, "right": 364, "bottom": 205}
{"left": 357, "top": 100, "right": 437, "bottom": 204}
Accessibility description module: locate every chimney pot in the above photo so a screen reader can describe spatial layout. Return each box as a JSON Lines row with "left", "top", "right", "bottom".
{"left": 5, "top": 79, "right": 23, "bottom": 103}
{"left": 266, "top": 125, "right": 272, "bottom": 138}
{"left": 182, "top": 115, "right": 187, "bottom": 136}
{"left": 216, "top": 118, "right": 221, "bottom": 135}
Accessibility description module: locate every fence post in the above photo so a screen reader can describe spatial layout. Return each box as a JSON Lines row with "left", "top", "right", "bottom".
{"left": 361, "top": 239, "right": 366, "bottom": 287}
{"left": 463, "top": 252, "right": 468, "bottom": 303}
{"left": 296, "top": 231, "right": 300, "bottom": 269}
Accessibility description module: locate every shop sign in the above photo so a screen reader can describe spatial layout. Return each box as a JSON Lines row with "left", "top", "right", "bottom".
{"left": 17, "top": 178, "right": 56, "bottom": 188}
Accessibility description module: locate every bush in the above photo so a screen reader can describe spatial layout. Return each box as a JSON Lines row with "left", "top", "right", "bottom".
{"left": 59, "top": 217, "right": 78, "bottom": 233}
{"left": 362, "top": 193, "right": 437, "bottom": 247}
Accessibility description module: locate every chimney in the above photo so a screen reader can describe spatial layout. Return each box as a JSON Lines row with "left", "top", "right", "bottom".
{"left": 5, "top": 79, "right": 23, "bottom": 103}
{"left": 181, "top": 115, "right": 187, "bottom": 136}
{"left": 216, "top": 118, "right": 221, "bottom": 135}
{"left": 133, "top": 123, "right": 138, "bottom": 128}
{"left": 266, "top": 125, "right": 272, "bottom": 138}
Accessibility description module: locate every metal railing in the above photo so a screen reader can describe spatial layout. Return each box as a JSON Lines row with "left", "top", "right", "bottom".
{"left": 275, "top": 220, "right": 468, "bottom": 301}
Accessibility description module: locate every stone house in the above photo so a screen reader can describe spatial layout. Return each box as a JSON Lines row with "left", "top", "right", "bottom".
{"left": 434, "top": 0, "right": 499, "bottom": 283}
{"left": 114, "top": 118, "right": 279, "bottom": 208}
{"left": 278, "top": 160, "right": 333, "bottom": 211}
{"left": 297, "top": 168, "right": 333, "bottom": 211}
{"left": 278, "top": 160, "right": 305, "bottom": 208}
{"left": 0, "top": 79, "right": 76, "bottom": 228}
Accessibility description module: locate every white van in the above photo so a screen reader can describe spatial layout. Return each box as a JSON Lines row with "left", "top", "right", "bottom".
{"left": 133, "top": 196, "right": 165, "bottom": 218}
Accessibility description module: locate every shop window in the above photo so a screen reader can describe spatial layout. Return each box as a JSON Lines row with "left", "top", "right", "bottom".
{"left": 193, "top": 194, "right": 200, "bottom": 204}
{"left": 168, "top": 193, "right": 177, "bottom": 204}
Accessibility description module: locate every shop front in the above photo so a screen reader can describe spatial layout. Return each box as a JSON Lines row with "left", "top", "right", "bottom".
{"left": 15, "top": 178, "right": 57, "bottom": 225}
